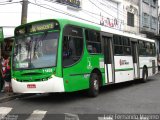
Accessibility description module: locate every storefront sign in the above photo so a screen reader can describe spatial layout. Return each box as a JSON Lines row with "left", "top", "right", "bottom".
{"left": 0, "top": 27, "right": 4, "bottom": 42}
{"left": 100, "top": 15, "right": 124, "bottom": 30}
{"left": 56, "top": 0, "right": 81, "bottom": 8}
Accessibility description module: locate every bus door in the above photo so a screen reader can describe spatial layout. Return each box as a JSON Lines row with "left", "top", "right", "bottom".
{"left": 131, "top": 41, "right": 139, "bottom": 78}
{"left": 101, "top": 34, "right": 114, "bottom": 84}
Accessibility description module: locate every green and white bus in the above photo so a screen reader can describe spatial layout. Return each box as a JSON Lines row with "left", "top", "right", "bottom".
{"left": 12, "top": 19, "right": 157, "bottom": 97}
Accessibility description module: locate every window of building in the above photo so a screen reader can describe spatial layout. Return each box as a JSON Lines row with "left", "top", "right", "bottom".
{"left": 143, "top": 13, "right": 149, "bottom": 27}
{"left": 85, "top": 30, "right": 102, "bottom": 54}
{"left": 151, "top": 0, "right": 156, "bottom": 7}
{"left": 63, "top": 25, "right": 83, "bottom": 67}
{"left": 143, "top": 0, "right": 149, "bottom": 4}
{"left": 127, "top": 12, "right": 134, "bottom": 27}
{"left": 151, "top": 17, "right": 157, "bottom": 30}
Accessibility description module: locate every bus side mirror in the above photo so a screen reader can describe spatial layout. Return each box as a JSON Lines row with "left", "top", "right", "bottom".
{"left": 14, "top": 45, "right": 18, "bottom": 56}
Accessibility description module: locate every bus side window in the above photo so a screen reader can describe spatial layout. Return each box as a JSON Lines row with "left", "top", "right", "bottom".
{"left": 113, "top": 35, "right": 123, "bottom": 55}
{"left": 152, "top": 43, "right": 156, "bottom": 56}
{"left": 123, "top": 37, "right": 131, "bottom": 55}
{"left": 139, "top": 41, "right": 146, "bottom": 56}
{"left": 63, "top": 26, "right": 83, "bottom": 67}
{"left": 85, "top": 30, "right": 101, "bottom": 54}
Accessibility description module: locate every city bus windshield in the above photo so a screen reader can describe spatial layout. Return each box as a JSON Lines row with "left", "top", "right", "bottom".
{"left": 13, "top": 31, "right": 59, "bottom": 70}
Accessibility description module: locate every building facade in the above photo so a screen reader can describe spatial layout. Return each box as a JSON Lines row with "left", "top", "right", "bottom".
{"left": 0, "top": 0, "right": 159, "bottom": 38}
{"left": 139, "top": 0, "right": 159, "bottom": 37}
{"left": 0, "top": 0, "right": 125, "bottom": 37}
{"left": 123, "top": 0, "right": 139, "bottom": 34}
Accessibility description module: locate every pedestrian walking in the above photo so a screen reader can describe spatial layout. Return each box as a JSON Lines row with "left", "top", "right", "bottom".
{"left": 1, "top": 56, "right": 12, "bottom": 94}
{"left": 0, "top": 57, "right": 4, "bottom": 92}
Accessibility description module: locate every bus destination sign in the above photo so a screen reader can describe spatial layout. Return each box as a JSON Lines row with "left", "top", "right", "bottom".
{"left": 29, "top": 22, "right": 55, "bottom": 33}
{"left": 16, "top": 21, "right": 59, "bottom": 35}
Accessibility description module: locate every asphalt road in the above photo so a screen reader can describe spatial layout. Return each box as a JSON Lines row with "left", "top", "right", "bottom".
{"left": 0, "top": 74, "right": 160, "bottom": 119}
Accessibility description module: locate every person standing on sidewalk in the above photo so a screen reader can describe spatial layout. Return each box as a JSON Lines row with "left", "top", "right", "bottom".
{"left": 0, "top": 57, "right": 4, "bottom": 92}
{"left": 1, "top": 56, "right": 12, "bottom": 94}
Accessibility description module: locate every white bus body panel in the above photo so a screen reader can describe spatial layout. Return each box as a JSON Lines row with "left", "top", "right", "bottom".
{"left": 139, "top": 56, "right": 158, "bottom": 78}
{"left": 133, "top": 63, "right": 138, "bottom": 78}
{"left": 114, "top": 56, "right": 134, "bottom": 83}
{"left": 105, "top": 64, "right": 113, "bottom": 83}
{"left": 12, "top": 76, "right": 65, "bottom": 93}
{"left": 104, "top": 64, "right": 108, "bottom": 83}
{"left": 107, "top": 64, "right": 113, "bottom": 83}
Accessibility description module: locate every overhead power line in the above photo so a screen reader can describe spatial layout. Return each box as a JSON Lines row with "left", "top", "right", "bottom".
{"left": 33, "top": 0, "right": 153, "bottom": 30}
{"left": 0, "top": 0, "right": 153, "bottom": 32}
{"left": 0, "top": 1, "right": 22, "bottom": 5}
{"left": 88, "top": 0, "right": 148, "bottom": 30}
{"left": 29, "top": 1, "right": 142, "bottom": 32}
{"left": 95, "top": 0, "right": 140, "bottom": 23}
{"left": 29, "top": 1, "right": 123, "bottom": 30}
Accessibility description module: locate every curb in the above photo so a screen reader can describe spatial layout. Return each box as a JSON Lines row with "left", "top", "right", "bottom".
{"left": 0, "top": 93, "right": 34, "bottom": 103}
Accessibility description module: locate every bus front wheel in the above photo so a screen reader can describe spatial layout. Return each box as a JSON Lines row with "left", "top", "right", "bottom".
{"left": 88, "top": 73, "right": 99, "bottom": 97}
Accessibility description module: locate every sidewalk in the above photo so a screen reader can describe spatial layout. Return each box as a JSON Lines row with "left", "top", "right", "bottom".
{"left": 0, "top": 92, "right": 23, "bottom": 103}
{"left": 0, "top": 92, "right": 34, "bottom": 103}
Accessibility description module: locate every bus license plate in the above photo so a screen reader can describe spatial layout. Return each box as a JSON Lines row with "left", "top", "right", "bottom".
{"left": 27, "top": 84, "right": 36, "bottom": 88}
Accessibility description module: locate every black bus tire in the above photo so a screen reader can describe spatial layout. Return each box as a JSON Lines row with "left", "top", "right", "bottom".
{"left": 142, "top": 68, "right": 148, "bottom": 82}
{"left": 88, "top": 73, "right": 99, "bottom": 97}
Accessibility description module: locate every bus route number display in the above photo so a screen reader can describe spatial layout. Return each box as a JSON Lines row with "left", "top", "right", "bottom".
{"left": 16, "top": 21, "right": 59, "bottom": 35}
{"left": 30, "top": 23, "right": 55, "bottom": 33}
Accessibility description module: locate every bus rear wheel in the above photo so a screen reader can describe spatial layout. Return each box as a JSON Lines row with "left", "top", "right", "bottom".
{"left": 88, "top": 73, "right": 99, "bottom": 97}
{"left": 142, "top": 67, "right": 148, "bottom": 82}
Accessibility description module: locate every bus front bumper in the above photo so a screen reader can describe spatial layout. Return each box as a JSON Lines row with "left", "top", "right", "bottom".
{"left": 11, "top": 76, "right": 65, "bottom": 93}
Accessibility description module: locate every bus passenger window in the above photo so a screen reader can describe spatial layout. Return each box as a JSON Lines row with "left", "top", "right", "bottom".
{"left": 123, "top": 37, "right": 131, "bottom": 55}
{"left": 85, "top": 30, "right": 101, "bottom": 54}
{"left": 63, "top": 26, "right": 83, "bottom": 67}
{"left": 139, "top": 41, "right": 146, "bottom": 56}
{"left": 113, "top": 35, "right": 123, "bottom": 55}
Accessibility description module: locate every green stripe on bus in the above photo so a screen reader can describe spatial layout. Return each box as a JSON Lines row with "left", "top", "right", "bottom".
{"left": 115, "top": 68, "right": 133, "bottom": 72}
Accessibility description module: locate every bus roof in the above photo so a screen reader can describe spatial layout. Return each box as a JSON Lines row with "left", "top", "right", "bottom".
{"left": 15, "top": 18, "right": 155, "bottom": 43}
{"left": 57, "top": 19, "right": 100, "bottom": 31}
{"left": 100, "top": 26, "right": 155, "bottom": 43}
{"left": 15, "top": 19, "right": 100, "bottom": 32}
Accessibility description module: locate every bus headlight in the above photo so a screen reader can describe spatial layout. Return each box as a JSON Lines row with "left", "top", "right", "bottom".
{"left": 12, "top": 78, "right": 16, "bottom": 81}
{"left": 51, "top": 75, "right": 55, "bottom": 78}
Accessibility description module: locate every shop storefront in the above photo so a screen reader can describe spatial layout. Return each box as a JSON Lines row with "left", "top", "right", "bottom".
{"left": 0, "top": 27, "right": 4, "bottom": 91}
{"left": 0, "top": 27, "right": 14, "bottom": 91}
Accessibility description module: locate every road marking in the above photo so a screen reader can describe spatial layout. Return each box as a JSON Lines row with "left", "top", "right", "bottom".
{"left": 65, "top": 113, "right": 79, "bottom": 120}
{"left": 0, "top": 107, "right": 12, "bottom": 119}
{"left": 26, "top": 110, "right": 47, "bottom": 120}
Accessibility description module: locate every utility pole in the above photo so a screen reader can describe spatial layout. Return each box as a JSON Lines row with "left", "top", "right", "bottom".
{"left": 21, "top": 0, "right": 28, "bottom": 24}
